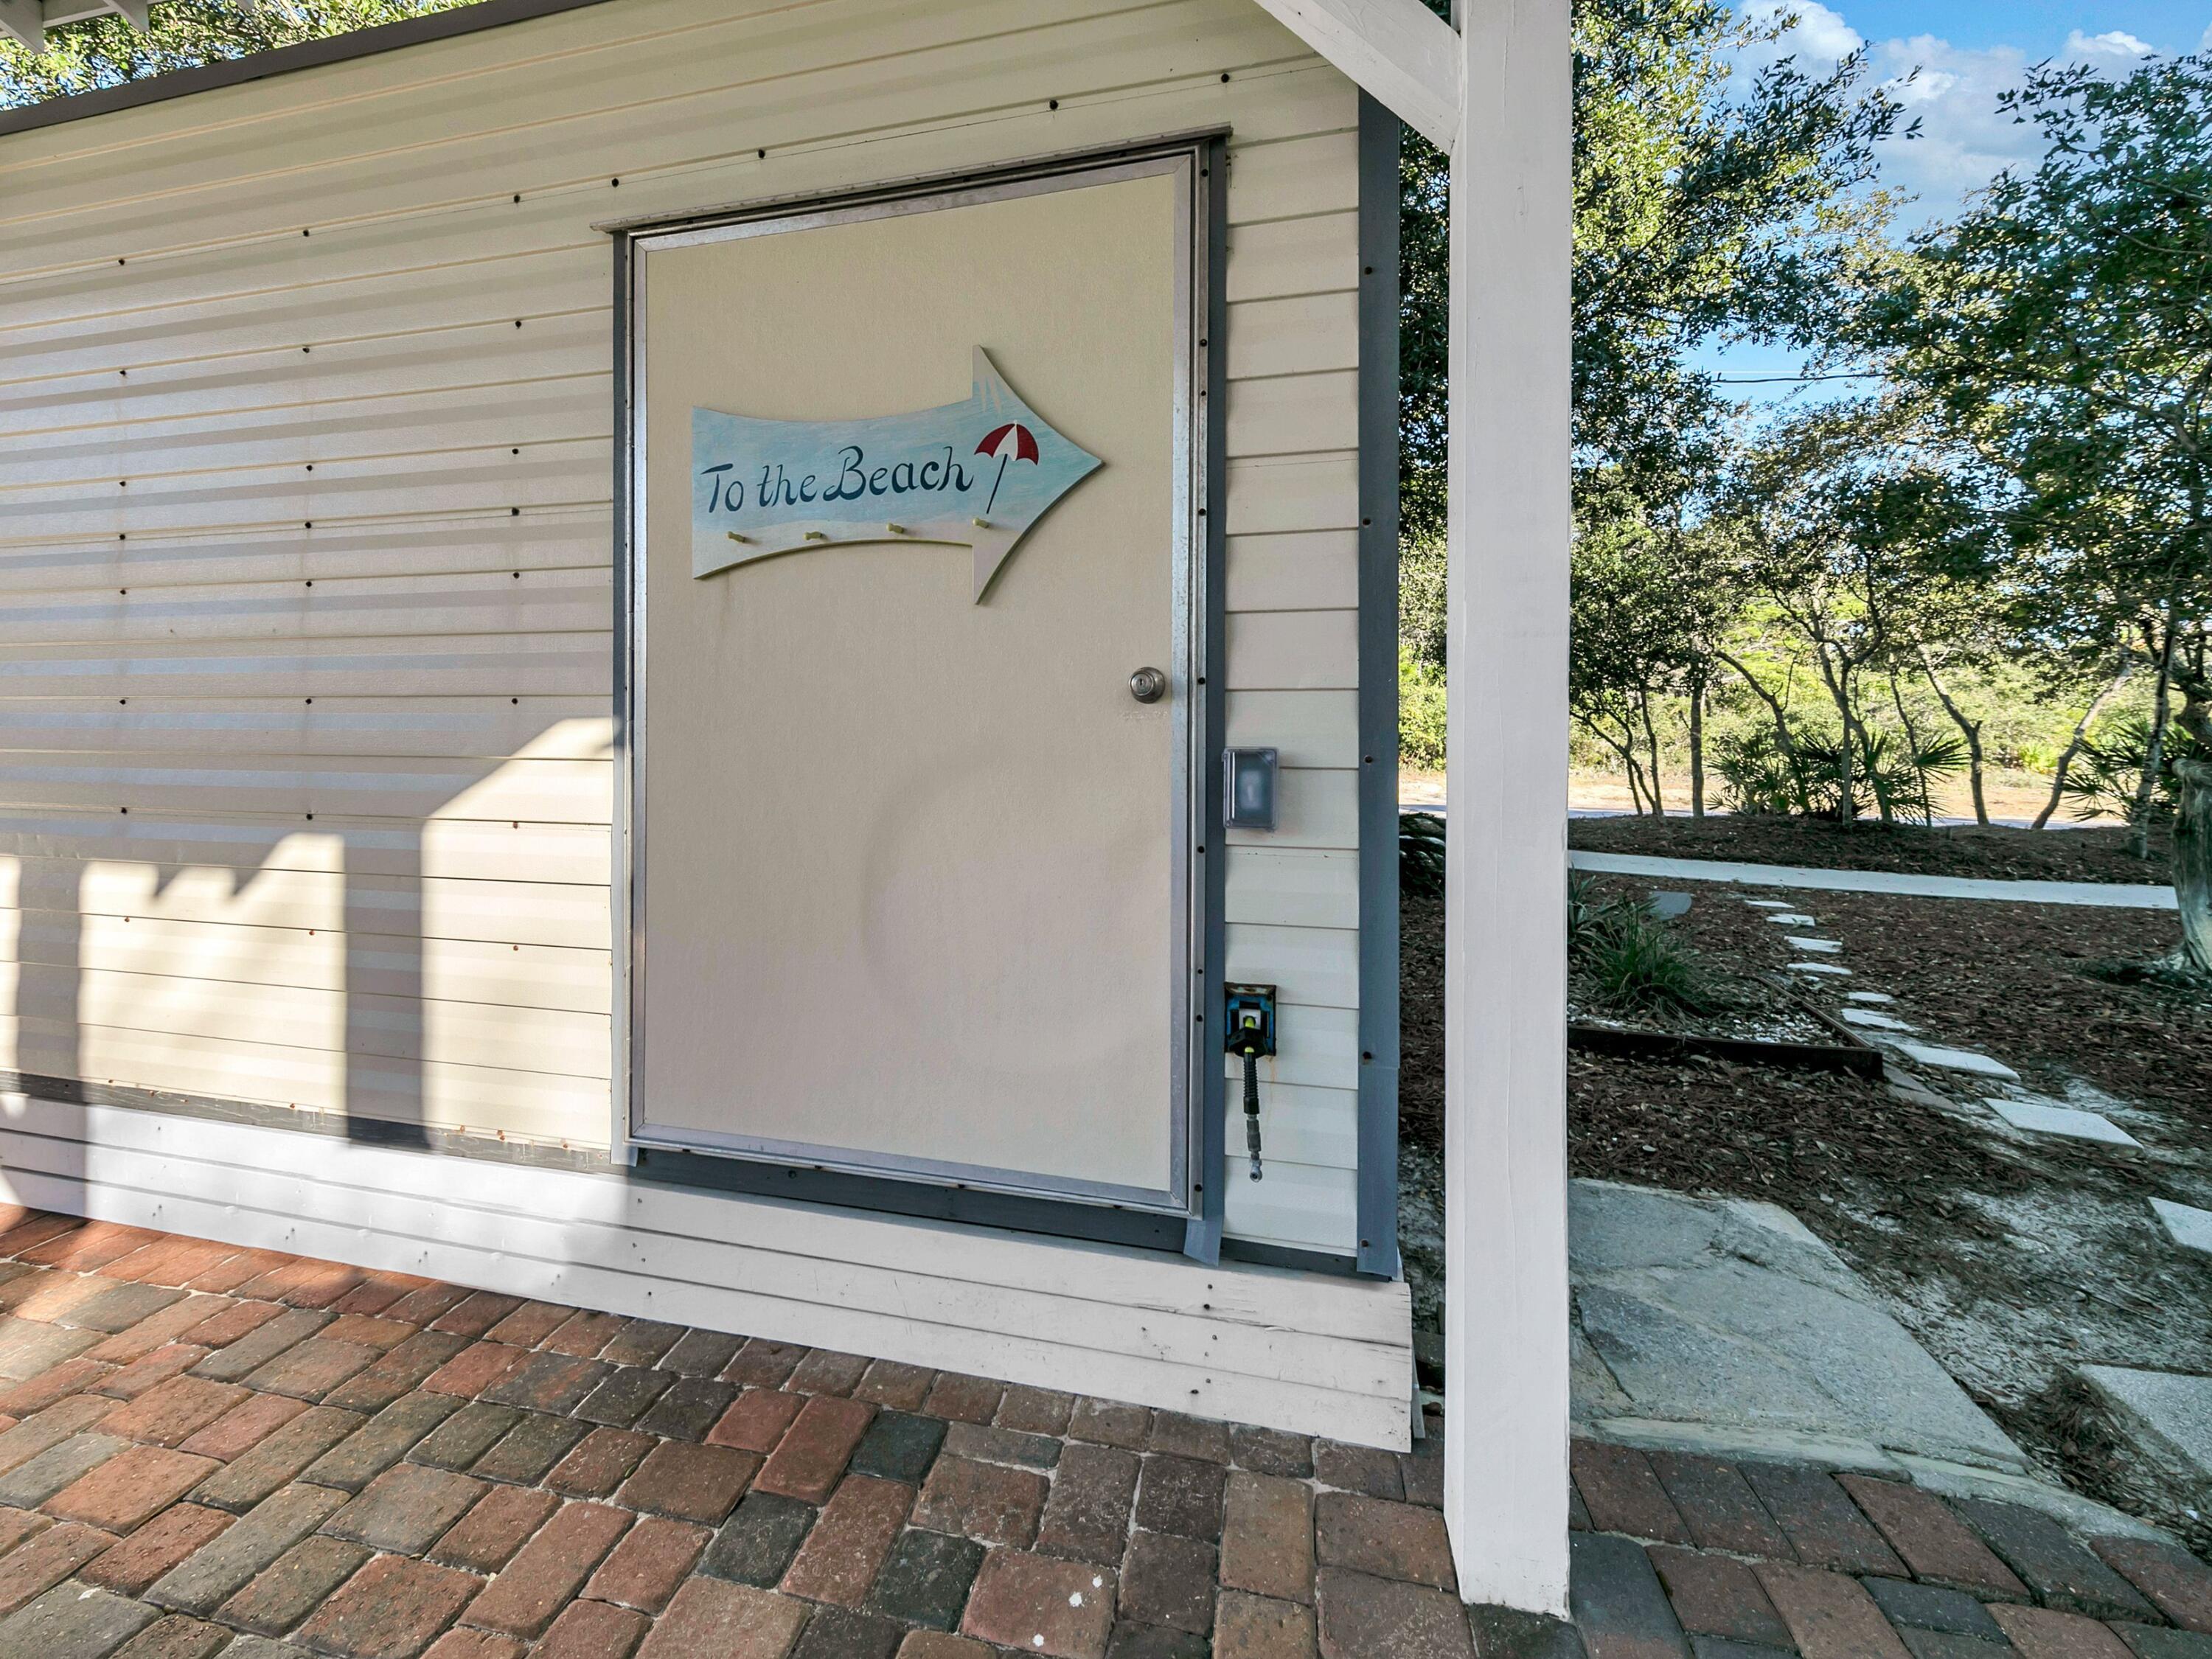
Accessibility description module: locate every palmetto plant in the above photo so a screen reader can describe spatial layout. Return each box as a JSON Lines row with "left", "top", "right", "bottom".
{"left": 1713, "top": 725, "right": 1967, "bottom": 823}
{"left": 1567, "top": 876, "right": 1716, "bottom": 1017}
{"left": 1400, "top": 810, "right": 1447, "bottom": 897}
{"left": 2061, "top": 714, "right": 2210, "bottom": 826}
{"left": 1799, "top": 728, "right": 1967, "bottom": 824}
{"left": 1713, "top": 727, "right": 1804, "bottom": 815}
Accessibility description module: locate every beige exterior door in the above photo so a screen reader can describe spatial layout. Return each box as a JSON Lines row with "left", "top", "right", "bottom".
{"left": 626, "top": 157, "right": 1201, "bottom": 1212}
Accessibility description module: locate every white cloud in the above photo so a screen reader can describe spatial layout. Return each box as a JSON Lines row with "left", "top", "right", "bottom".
{"left": 2062, "top": 28, "right": 2154, "bottom": 60}
{"left": 1731, "top": 7, "right": 2174, "bottom": 228}
{"left": 1740, "top": 0, "right": 1864, "bottom": 63}
{"left": 1867, "top": 34, "right": 2040, "bottom": 218}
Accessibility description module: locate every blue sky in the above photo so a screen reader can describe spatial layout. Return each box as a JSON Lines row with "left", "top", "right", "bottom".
{"left": 1703, "top": 0, "right": 2205, "bottom": 394}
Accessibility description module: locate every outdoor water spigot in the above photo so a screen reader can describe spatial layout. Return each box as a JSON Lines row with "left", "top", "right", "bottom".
{"left": 1225, "top": 986, "right": 1277, "bottom": 1180}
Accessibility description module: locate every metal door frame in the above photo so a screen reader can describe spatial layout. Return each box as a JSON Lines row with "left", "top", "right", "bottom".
{"left": 610, "top": 138, "right": 1225, "bottom": 1252}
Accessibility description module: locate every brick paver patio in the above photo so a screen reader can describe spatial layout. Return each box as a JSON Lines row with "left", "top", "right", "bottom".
{"left": 0, "top": 1209, "right": 2207, "bottom": 1659}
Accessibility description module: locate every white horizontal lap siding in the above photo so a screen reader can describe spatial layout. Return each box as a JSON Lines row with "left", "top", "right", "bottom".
{"left": 4, "top": 379, "right": 613, "bottom": 487}
{"left": 0, "top": 442, "right": 611, "bottom": 544}
{"left": 2, "top": 920, "right": 612, "bottom": 1015}
{"left": 0, "top": 807, "right": 611, "bottom": 883}
{"left": 0, "top": 317, "right": 613, "bottom": 434}
{"left": 0, "top": 0, "right": 1369, "bottom": 1253}
{"left": 1218, "top": 111, "right": 1363, "bottom": 1255}
{"left": 0, "top": 10, "right": 1342, "bottom": 273}
{"left": 0, "top": 518, "right": 613, "bottom": 594}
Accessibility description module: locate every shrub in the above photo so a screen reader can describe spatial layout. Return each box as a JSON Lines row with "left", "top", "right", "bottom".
{"left": 1399, "top": 535, "right": 1447, "bottom": 671}
{"left": 1399, "top": 647, "right": 1447, "bottom": 771}
{"left": 1567, "top": 875, "right": 1716, "bottom": 1018}
{"left": 1582, "top": 914, "right": 1711, "bottom": 1013}
{"left": 1714, "top": 728, "right": 1802, "bottom": 815}
{"left": 1797, "top": 728, "right": 1966, "bottom": 824}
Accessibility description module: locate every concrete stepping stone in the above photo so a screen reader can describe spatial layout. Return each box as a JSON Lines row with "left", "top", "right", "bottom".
{"left": 1840, "top": 1008, "right": 1916, "bottom": 1033}
{"left": 1786, "top": 936, "right": 1843, "bottom": 953}
{"left": 1742, "top": 900, "right": 1795, "bottom": 909}
{"left": 1896, "top": 1044, "right": 2019, "bottom": 1082}
{"left": 1846, "top": 992, "right": 1894, "bottom": 1004}
{"left": 1764, "top": 914, "right": 1818, "bottom": 926}
{"left": 1569, "top": 1180, "right": 2031, "bottom": 1472}
{"left": 2149, "top": 1198, "right": 2212, "bottom": 1256}
{"left": 1985, "top": 1097, "right": 2139, "bottom": 1147}
{"left": 1786, "top": 961, "right": 1851, "bottom": 976}
{"left": 2081, "top": 1366, "right": 2212, "bottom": 1482}
{"left": 1649, "top": 891, "right": 1694, "bottom": 919}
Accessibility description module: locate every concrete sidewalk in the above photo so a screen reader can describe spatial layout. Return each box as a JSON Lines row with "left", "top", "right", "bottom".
{"left": 1567, "top": 851, "right": 2178, "bottom": 911}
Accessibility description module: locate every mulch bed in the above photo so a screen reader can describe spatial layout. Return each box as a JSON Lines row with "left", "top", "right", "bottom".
{"left": 1406, "top": 878, "right": 2132, "bottom": 1226}
{"left": 1562, "top": 1046, "right": 2042, "bottom": 1242}
{"left": 1399, "top": 886, "right": 1447, "bottom": 1152}
{"left": 1665, "top": 883, "right": 2212, "bottom": 1128}
{"left": 1571, "top": 813, "right": 2173, "bottom": 886}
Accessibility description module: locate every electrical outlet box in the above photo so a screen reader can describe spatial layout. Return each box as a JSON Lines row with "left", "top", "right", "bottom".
{"left": 1222, "top": 748, "right": 1278, "bottom": 830}
{"left": 1225, "top": 984, "right": 1276, "bottom": 1057}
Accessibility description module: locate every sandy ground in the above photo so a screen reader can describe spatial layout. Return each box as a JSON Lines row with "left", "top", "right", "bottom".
{"left": 1401, "top": 769, "right": 1447, "bottom": 806}
{"left": 1399, "top": 767, "right": 2124, "bottom": 826}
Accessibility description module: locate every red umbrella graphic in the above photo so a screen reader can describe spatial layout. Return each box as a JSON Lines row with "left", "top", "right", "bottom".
{"left": 976, "top": 422, "right": 1039, "bottom": 515}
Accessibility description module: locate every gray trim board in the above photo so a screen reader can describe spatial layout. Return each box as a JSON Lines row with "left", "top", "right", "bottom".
{"left": 1184, "top": 131, "right": 1233, "bottom": 1266}
{"left": 609, "top": 221, "right": 637, "bottom": 1165}
{"left": 0, "top": 1071, "right": 1185, "bottom": 1249}
{"left": 632, "top": 1147, "right": 1189, "bottom": 1252}
{"left": 1353, "top": 92, "right": 1404, "bottom": 1280}
{"left": 0, "top": 0, "right": 619, "bottom": 139}
{"left": 1220, "top": 1237, "right": 1360, "bottom": 1277}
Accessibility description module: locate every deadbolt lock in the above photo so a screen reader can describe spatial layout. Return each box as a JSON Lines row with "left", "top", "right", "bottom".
{"left": 1129, "top": 667, "right": 1168, "bottom": 703}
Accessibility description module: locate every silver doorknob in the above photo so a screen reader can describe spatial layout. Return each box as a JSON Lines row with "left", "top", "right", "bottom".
{"left": 1129, "top": 667, "right": 1168, "bottom": 703}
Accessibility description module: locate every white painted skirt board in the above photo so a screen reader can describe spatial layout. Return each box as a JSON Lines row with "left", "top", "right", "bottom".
{"left": 0, "top": 1093, "right": 1413, "bottom": 1446}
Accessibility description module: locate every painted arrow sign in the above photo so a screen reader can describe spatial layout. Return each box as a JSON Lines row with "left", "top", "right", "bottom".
{"left": 690, "top": 348, "right": 1102, "bottom": 602}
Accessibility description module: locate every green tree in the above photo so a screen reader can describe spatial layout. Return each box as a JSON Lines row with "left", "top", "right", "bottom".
{"left": 1398, "top": 0, "right": 1907, "bottom": 550}
{"left": 1712, "top": 399, "right": 1980, "bottom": 825}
{"left": 1401, "top": 0, "right": 1906, "bottom": 783}
{"left": 1570, "top": 467, "right": 1742, "bottom": 813}
{"left": 1573, "top": 455, "right": 1743, "bottom": 813}
{"left": 1, "top": 0, "right": 474, "bottom": 107}
{"left": 1823, "top": 413, "right": 2018, "bottom": 825}
{"left": 1893, "top": 571, "right": 2007, "bottom": 824}
{"left": 1873, "top": 55, "right": 2212, "bottom": 970}
{"left": 1571, "top": 492, "right": 1689, "bottom": 814}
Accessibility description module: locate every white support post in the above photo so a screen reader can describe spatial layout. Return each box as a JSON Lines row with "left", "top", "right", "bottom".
{"left": 0, "top": 0, "right": 155, "bottom": 50}
{"left": 1246, "top": 0, "right": 1463, "bottom": 148}
{"left": 0, "top": 0, "right": 42, "bottom": 50}
{"left": 1441, "top": 0, "right": 1573, "bottom": 1618}
{"left": 1248, "top": 0, "right": 1572, "bottom": 1610}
